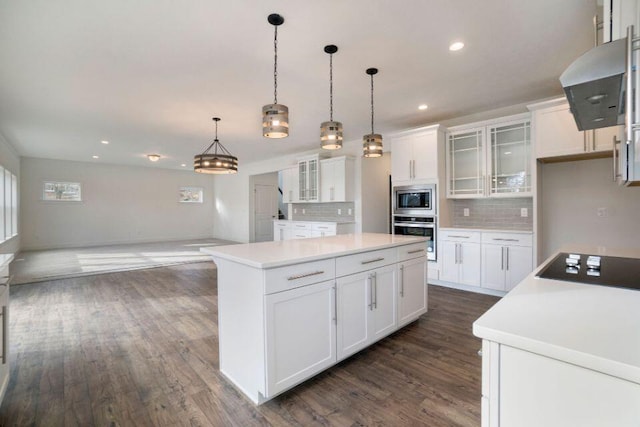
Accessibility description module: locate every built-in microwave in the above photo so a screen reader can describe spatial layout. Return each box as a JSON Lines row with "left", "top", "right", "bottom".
{"left": 393, "top": 184, "right": 436, "bottom": 216}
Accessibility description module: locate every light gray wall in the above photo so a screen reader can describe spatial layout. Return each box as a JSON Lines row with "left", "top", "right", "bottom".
{"left": 540, "top": 158, "right": 640, "bottom": 259}
{"left": 451, "top": 198, "right": 533, "bottom": 230}
{"left": 21, "top": 157, "right": 215, "bottom": 250}
{"left": 0, "top": 133, "right": 20, "bottom": 254}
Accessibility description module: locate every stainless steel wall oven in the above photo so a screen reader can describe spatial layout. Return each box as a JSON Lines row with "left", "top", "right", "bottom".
{"left": 393, "top": 216, "right": 436, "bottom": 261}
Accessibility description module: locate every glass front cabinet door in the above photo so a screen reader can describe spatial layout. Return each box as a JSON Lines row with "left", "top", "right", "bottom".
{"left": 488, "top": 120, "right": 531, "bottom": 196}
{"left": 447, "top": 128, "right": 485, "bottom": 198}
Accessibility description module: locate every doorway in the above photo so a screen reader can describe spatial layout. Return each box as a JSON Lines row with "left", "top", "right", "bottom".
{"left": 250, "top": 172, "right": 279, "bottom": 242}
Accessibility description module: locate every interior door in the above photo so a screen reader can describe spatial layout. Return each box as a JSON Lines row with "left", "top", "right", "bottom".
{"left": 254, "top": 184, "right": 278, "bottom": 242}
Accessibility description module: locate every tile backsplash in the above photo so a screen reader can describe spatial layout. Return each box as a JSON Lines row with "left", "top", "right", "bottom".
{"left": 451, "top": 197, "right": 533, "bottom": 230}
{"left": 291, "top": 202, "right": 355, "bottom": 222}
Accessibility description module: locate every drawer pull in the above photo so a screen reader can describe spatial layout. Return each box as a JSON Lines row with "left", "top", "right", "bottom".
{"left": 448, "top": 235, "right": 470, "bottom": 239}
{"left": 287, "top": 271, "right": 325, "bottom": 281}
{"left": 361, "top": 257, "right": 384, "bottom": 265}
{"left": 317, "top": 226, "right": 329, "bottom": 229}
{"left": 492, "top": 238, "right": 519, "bottom": 242}
{"left": 407, "top": 249, "right": 424, "bottom": 254}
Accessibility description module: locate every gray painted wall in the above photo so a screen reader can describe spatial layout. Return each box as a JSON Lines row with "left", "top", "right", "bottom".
{"left": 20, "top": 157, "right": 216, "bottom": 250}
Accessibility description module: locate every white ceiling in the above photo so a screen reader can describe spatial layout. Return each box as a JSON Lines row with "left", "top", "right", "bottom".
{"left": 0, "top": 0, "right": 597, "bottom": 170}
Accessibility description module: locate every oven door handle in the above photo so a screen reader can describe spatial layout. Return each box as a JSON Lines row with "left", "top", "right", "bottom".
{"left": 393, "top": 222, "right": 434, "bottom": 228}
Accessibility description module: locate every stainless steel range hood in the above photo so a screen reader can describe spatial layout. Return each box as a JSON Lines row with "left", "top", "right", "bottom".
{"left": 560, "top": 38, "right": 626, "bottom": 131}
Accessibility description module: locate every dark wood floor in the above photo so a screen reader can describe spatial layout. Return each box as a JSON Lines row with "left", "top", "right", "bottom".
{"left": 0, "top": 262, "right": 499, "bottom": 426}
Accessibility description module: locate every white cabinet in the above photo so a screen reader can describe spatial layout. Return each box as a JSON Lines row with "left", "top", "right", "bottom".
{"left": 280, "top": 166, "right": 299, "bottom": 203}
{"left": 273, "top": 221, "right": 291, "bottom": 241}
{"left": 265, "top": 280, "right": 336, "bottom": 396}
{"left": 274, "top": 221, "right": 354, "bottom": 241}
{"left": 439, "top": 230, "right": 481, "bottom": 286}
{"left": 528, "top": 98, "right": 624, "bottom": 161}
{"left": 320, "top": 156, "right": 355, "bottom": 202}
{"left": 336, "top": 263, "right": 396, "bottom": 361}
{"left": 603, "top": 0, "right": 640, "bottom": 42}
{"left": 397, "top": 253, "right": 428, "bottom": 327}
{"left": 298, "top": 155, "right": 320, "bottom": 202}
{"left": 481, "top": 341, "right": 640, "bottom": 427}
{"left": 446, "top": 115, "right": 531, "bottom": 198}
{"left": 391, "top": 125, "right": 444, "bottom": 185}
{"left": 481, "top": 232, "right": 532, "bottom": 292}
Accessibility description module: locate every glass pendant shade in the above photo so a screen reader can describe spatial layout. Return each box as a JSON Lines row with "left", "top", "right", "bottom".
{"left": 194, "top": 118, "right": 238, "bottom": 174}
{"left": 362, "top": 133, "right": 383, "bottom": 158}
{"left": 320, "top": 120, "right": 343, "bottom": 149}
{"left": 262, "top": 103, "right": 289, "bottom": 138}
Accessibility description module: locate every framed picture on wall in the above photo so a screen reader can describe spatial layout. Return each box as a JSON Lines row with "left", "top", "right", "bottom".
{"left": 42, "top": 181, "right": 82, "bottom": 202}
{"left": 179, "top": 187, "right": 203, "bottom": 203}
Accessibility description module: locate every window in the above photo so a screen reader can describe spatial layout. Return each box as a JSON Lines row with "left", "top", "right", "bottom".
{"left": 4, "top": 169, "right": 10, "bottom": 239}
{"left": 0, "top": 167, "right": 4, "bottom": 240}
{"left": 43, "top": 181, "right": 82, "bottom": 202}
{"left": 0, "top": 167, "right": 18, "bottom": 242}
{"left": 179, "top": 187, "right": 203, "bottom": 203}
{"left": 11, "top": 174, "right": 17, "bottom": 236}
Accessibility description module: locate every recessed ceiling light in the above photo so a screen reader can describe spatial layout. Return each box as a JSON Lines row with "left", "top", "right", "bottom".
{"left": 92, "top": 155, "right": 99, "bottom": 159}
{"left": 101, "top": 140, "right": 109, "bottom": 145}
{"left": 147, "top": 154, "right": 161, "bottom": 162}
{"left": 449, "top": 41, "right": 465, "bottom": 51}
{"left": 181, "top": 163, "right": 186, "bottom": 167}
{"left": 418, "top": 104, "right": 428, "bottom": 110}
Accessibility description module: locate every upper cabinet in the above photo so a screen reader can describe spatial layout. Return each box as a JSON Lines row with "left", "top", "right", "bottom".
{"left": 446, "top": 114, "right": 532, "bottom": 199}
{"left": 298, "top": 155, "right": 320, "bottom": 203}
{"left": 320, "top": 156, "right": 355, "bottom": 202}
{"left": 602, "top": 0, "right": 640, "bottom": 42}
{"left": 281, "top": 166, "right": 299, "bottom": 204}
{"left": 391, "top": 125, "right": 444, "bottom": 185}
{"left": 528, "top": 98, "right": 624, "bottom": 162}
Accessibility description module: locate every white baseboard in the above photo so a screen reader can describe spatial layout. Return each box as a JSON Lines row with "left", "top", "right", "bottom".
{"left": 429, "top": 279, "right": 506, "bottom": 297}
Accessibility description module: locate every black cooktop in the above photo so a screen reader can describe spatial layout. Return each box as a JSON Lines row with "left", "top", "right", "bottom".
{"left": 536, "top": 252, "right": 640, "bottom": 291}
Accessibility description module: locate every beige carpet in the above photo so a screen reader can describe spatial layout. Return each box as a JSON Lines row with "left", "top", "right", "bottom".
{"left": 10, "top": 238, "right": 235, "bottom": 285}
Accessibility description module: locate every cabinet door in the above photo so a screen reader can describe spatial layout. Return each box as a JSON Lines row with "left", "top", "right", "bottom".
{"left": 458, "top": 242, "right": 481, "bottom": 286}
{"left": 265, "top": 280, "right": 336, "bottom": 397}
{"left": 481, "top": 244, "right": 506, "bottom": 291}
{"left": 447, "top": 129, "right": 485, "bottom": 198}
{"left": 298, "top": 161, "right": 307, "bottom": 201}
{"left": 307, "top": 158, "right": 319, "bottom": 202}
{"left": 391, "top": 136, "right": 414, "bottom": 183}
{"left": 281, "top": 167, "right": 298, "bottom": 203}
{"left": 440, "top": 241, "right": 459, "bottom": 283}
{"left": 488, "top": 120, "right": 532, "bottom": 196}
{"left": 371, "top": 265, "right": 397, "bottom": 341}
{"left": 413, "top": 132, "right": 439, "bottom": 181}
{"left": 320, "top": 160, "right": 335, "bottom": 202}
{"left": 593, "top": 125, "right": 624, "bottom": 153}
{"left": 534, "top": 103, "right": 585, "bottom": 159}
{"left": 504, "top": 245, "right": 532, "bottom": 292}
{"left": 336, "top": 271, "right": 372, "bottom": 360}
{"left": 398, "top": 256, "right": 428, "bottom": 327}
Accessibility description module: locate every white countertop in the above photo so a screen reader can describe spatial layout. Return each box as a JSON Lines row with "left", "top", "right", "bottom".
{"left": 274, "top": 219, "right": 356, "bottom": 224}
{"left": 201, "top": 233, "right": 426, "bottom": 269}
{"left": 473, "top": 245, "right": 640, "bottom": 384}
{"left": 0, "top": 253, "right": 13, "bottom": 270}
{"left": 439, "top": 227, "right": 533, "bottom": 234}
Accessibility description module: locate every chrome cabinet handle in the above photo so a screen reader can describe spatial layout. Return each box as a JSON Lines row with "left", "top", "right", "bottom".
{"left": 332, "top": 284, "right": 337, "bottom": 324}
{"left": 361, "top": 257, "right": 384, "bottom": 265}
{"left": 583, "top": 131, "right": 587, "bottom": 152}
{"left": 492, "top": 238, "right": 519, "bottom": 242}
{"left": 459, "top": 244, "right": 463, "bottom": 264}
{"left": 287, "top": 271, "right": 325, "bottom": 281}
{"left": 400, "top": 265, "right": 405, "bottom": 297}
{"left": 448, "top": 235, "right": 470, "bottom": 239}
{"left": 501, "top": 247, "right": 505, "bottom": 270}
{"left": 613, "top": 136, "right": 621, "bottom": 182}
{"left": 506, "top": 247, "right": 510, "bottom": 271}
{"left": 368, "top": 274, "right": 374, "bottom": 311}
{"left": 592, "top": 129, "right": 596, "bottom": 151}
{"left": 373, "top": 272, "right": 377, "bottom": 309}
{"left": 626, "top": 26, "right": 634, "bottom": 150}
{"left": 408, "top": 249, "right": 424, "bottom": 254}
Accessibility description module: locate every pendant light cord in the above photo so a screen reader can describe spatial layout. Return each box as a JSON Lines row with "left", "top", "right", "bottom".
{"left": 370, "top": 74, "right": 375, "bottom": 134}
{"left": 273, "top": 26, "right": 278, "bottom": 104}
{"left": 329, "top": 53, "right": 334, "bottom": 121}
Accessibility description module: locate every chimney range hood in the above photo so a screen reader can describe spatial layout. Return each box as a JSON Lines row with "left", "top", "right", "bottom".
{"left": 560, "top": 38, "right": 626, "bottom": 131}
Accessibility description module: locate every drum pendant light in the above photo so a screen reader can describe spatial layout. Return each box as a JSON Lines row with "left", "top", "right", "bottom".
{"left": 362, "top": 68, "right": 383, "bottom": 158}
{"left": 320, "top": 45, "right": 343, "bottom": 150}
{"left": 262, "top": 13, "right": 289, "bottom": 138}
{"left": 194, "top": 117, "right": 238, "bottom": 174}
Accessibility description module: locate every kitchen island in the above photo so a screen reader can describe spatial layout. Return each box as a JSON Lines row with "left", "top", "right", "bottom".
{"left": 473, "top": 245, "right": 640, "bottom": 426}
{"left": 202, "top": 233, "right": 429, "bottom": 404}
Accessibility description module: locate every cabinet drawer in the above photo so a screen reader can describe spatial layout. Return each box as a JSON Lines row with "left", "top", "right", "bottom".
{"left": 397, "top": 242, "right": 428, "bottom": 262}
{"left": 440, "top": 230, "right": 481, "bottom": 243}
{"left": 274, "top": 222, "right": 291, "bottom": 229}
{"left": 482, "top": 232, "right": 532, "bottom": 247}
{"left": 291, "top": 230, "right": 312, "bottom": 239}
{"left": 336, "top": 248, "right": 397, "bottom": 277}
{"left": 292, "top": 222, "right": 312, "bottom": 231}
{"left": 311, "top": 223, "right": 337, "bottom": 233}
{"left": 264, "top": 259, "right": 335, "bottom": 294}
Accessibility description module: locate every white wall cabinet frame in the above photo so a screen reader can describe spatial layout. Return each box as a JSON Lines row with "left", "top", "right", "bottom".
{"left": 391, "top": 125, "right": 444, "bottom": 186}
{"left": 281, "top": 166, "right": 299, "bottom": 204}
{"left": 298, "top": 155, "right": 320, "bottom": 203}
{"left": 320, "top": 156, "right": 355, "bottom": 202}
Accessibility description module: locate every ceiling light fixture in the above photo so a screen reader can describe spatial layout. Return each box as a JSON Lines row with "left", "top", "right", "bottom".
{"left": 418, "top": 104, "right": 428, "bottom": 110}
{"left": 147, "top": 154, "right": 161, "bottom": 162}
{"left": 194, "top": 117, "right": 238, "bottom": 174}
{"left": 320, "top": 44, "right": 343, "bottom": 150}
{"left": 262, "top": 13, "right": 289, "bottom": 139}
{"left": 101, "top": 140, "right": 109, "bottom": 145}
{"left": 92, "top": 155, "right": 99, "bottom": 159}
{"left": 449, "top": 41, "right": 465, "bottom": 51}
{"left": 363, "top": 68, "right": 383, "bottom": 158}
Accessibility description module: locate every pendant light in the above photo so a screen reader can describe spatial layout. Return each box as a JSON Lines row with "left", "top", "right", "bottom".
{"left": 194, "top": 117, "right": 238, "bottom": 174}
{"left": 320, "top": 45, "right": 343, "bottom": 150}
{"left": 362, "top": 68, "right": 383, "bottom": 158}
{"left": 262, "top": 13, "right": 289, "bottom": 138}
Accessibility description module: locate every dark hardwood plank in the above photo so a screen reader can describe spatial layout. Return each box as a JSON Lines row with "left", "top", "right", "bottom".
{"left": 0, "top": 261, "right": 499, "bottom": 426}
